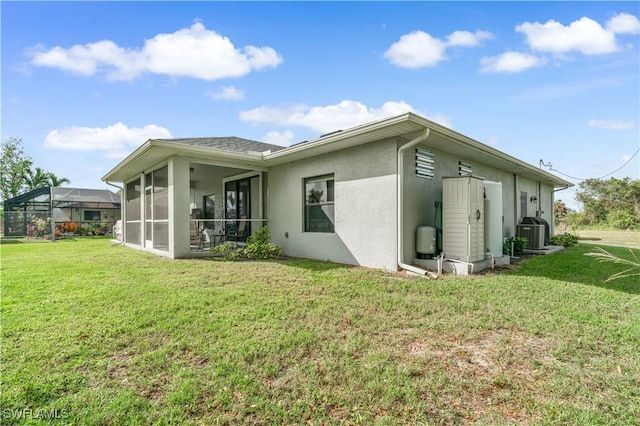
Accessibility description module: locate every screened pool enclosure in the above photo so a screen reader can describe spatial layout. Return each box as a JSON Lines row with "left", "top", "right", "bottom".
{"left": 2, "top": 186, "right": 121, "bottom": 238}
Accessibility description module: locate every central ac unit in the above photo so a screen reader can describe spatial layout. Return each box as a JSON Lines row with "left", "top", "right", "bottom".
{"left": 516, "top": 224, "right": 545, "bottom": 249}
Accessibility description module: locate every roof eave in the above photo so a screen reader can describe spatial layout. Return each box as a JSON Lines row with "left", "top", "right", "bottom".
{"left": 406, "top": 115, "right": 573, "bottom": 188}
{"left": 102, "top": 139, "right": 267, "bottom": 182}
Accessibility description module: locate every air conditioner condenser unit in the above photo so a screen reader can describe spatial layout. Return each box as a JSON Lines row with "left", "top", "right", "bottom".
{"left": 516, "top": 224, "right": 545, "bottom": 249}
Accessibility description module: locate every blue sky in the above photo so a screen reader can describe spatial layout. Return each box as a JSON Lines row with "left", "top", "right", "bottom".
{"left": 2, "top": 1, "right": 639, "bottom": 210}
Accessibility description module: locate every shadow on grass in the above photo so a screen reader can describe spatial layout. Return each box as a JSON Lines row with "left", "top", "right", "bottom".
{"left": 195, "top": 255, "right": 347, "bottom": 273}
{"left": 1, "top": 239, "right": 25, "bottom": 245}
{"left": 508, "top": 244, "right": 640, "bottom": 294}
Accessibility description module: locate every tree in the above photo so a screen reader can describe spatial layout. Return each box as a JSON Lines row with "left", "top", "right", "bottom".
{"left": 1, "top": 137, "right": 71, "bottom": 201}
{"left": 553, "top": 199, "right": 571, "bottom": 229}
{"left": 47, "top": 173, "right": 71, "bottom": 187}
{"left": 575, "top": 177, "right": 640, "bottom": 229}
{"left": 1, "top": 137, "right": 33, "bottom": 200}
{"left": 24, "top": 167, "right": 51, "bottom": 190}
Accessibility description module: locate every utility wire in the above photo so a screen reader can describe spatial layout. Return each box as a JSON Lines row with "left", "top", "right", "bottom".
{"left": 544, "top": 148, "right": 640, "bottom": 182}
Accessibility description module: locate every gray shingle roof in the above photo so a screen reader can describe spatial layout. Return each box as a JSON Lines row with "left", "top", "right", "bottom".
{"left": 156, "top": 137, "right": 286, "bottom": 154}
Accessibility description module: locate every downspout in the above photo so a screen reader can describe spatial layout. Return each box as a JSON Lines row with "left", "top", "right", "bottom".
{"left": 105, "top": 180, "right": 123, "bottom": 192}
{"left": 397, "top": 127, "right": 431, "bottom": 276}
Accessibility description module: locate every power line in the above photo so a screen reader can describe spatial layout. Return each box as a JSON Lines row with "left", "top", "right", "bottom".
{"left": 542, "top": 148, "right": 640, "bottom": 181}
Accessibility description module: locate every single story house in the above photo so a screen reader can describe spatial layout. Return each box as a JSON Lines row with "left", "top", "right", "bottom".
{"left": 102, "top": 113, "right": 572, "bottom": 274}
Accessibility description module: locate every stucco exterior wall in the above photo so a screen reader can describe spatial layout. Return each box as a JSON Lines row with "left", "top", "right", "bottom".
{"left": 402, "top": 143, "right": 555, "bottom": 262}
{"left": 516, "top": 176, "right": 539, "bottom": 220}
{"left": 539, "top": 183, "right": 555, "bottom": 234}
{"left": 52, "top": 207, "right": 120, "bottom": 224}
{"left": 268, "top": 138, "right": 399, "bottom": 270}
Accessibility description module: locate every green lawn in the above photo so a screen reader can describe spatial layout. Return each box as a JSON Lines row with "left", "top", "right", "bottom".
{"left": 2, "top": 239, "right": 639, "bottom": 425}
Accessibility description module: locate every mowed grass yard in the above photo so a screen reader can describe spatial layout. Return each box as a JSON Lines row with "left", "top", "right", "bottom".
{"left": 2, "top": 239, "right": 639, "bottom": 425}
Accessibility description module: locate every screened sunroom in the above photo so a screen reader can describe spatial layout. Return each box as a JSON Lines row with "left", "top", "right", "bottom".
{"left": 108, "top": 137, "right": 283, "bottom": 258}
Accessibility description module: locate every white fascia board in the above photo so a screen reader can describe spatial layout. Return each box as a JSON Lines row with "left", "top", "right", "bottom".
{"left": 101, "top": 139, "right": 154, "bottom": 182}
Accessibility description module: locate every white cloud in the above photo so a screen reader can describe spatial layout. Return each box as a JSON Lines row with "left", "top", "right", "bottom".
{"left": 44, "top": 122, "right": 172, "bottom": 158}
{"left": 384, "top": 29, "right": 492, "bottom": 68}
{"left": 480, "top": 51, "right": 547, "bottom": 73}
{"left": 207, "top": 85, "right": 245, "bottom": 101}
{"left": 516, "top": 16, "right": 618, "bottom": 55}
{"left": 240, "top": 100, "right": 452, "bottom": 133}
{"left": 607, "top": 13, "right": 640, "bottom": 35}
{"left": 587, "top": 119, "right": 636, "bottom": 130}
{"left": 446, "top": 30, "right": 494, "bottom": 47}
{"left": 262, "top": 130, "right": 295, "bottom": 146}
{"left": 29, "top": 22, "right": 283, "bottom": 81}
{"left": 384, "top": 31, "right": 446, "bottom": 68}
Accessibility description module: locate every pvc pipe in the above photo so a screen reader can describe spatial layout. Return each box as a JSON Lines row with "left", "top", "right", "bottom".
{"left": 397, "top": 128, "right": 431, "bottom": 276}
{"left": 446, "top": 258, "right": 475, "bottom": 275}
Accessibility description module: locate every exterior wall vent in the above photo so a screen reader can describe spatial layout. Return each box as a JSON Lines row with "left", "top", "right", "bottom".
{"left": 416, "top": 148, "right": 434, "bottom": 179}
{"left": 459, "top": 161, "right": 472, "bottom": 176}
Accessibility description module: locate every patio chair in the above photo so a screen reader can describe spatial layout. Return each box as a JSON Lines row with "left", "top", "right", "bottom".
{"left": 201, "top": 228, "right": 216, "bottom": 249}
{"left": 225, "top": 216, "right": 247, "bottom": 245}
{"left": 112, "top": 220, "right": 122, "bottom": 241}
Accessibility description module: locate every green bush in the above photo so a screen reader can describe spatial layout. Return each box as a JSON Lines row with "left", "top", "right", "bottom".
{"left": 244, "top": 227, "right": 282, "bottom": 259}
{"left": 550, "top": 232, "right": 578, "bottom": 247}
{"left": 607, "top": 209, "right": 637, "bottom": 230}
{"left": 211, "top": 241, "right": 243, "bottom": 260}
{"left": 210, "top": 227, "right": 282, "bottom": 261}
{"left": 503, "top": 236, "right": 528, "bottom": 256}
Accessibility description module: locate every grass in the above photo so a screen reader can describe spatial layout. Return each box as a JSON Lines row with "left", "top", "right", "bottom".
{"left": 557, "top": 227, "right": 639, "bottom": 248}
{"left": 571, "top": 229, "right": 640, "bottom": 248}
{"left": 2, "top": 238, "right": 639, "bottom": 425}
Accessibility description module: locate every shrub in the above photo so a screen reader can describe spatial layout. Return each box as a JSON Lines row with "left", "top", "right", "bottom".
{"left": 607, "top": 209, "right": 637, "bottom": 230}
{"left": 63, "top": 221, "right": 78, "bottom": 233}
{"left": 503, "top": 236, "right": 528, "bottom": 256}
{"left": 550, "top": 232, "right": 578, "bottom": 247}
{"left": 210, "top": 227, "right": 282, "bottom": 261}
{"left": 211, "top": 241, "right": 243, "bottom": 260}
{"left": 243, "top": 227, "right": 282, "bottom": 259}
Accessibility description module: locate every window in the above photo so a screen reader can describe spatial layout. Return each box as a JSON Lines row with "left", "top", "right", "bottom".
{"left": 416, "top": 148, "right": 434, "bottom": 179}
{"left": 304, "top": 174, "right": 334, "bottom": 233}
{"left": 84, "top": 210, "right": 101, "bottom": 221}
{"left": 520, "top": 191, "right": 528, "bottom": 218}
{"left": 459, "top": 161, "right": 472, "bottom": 176}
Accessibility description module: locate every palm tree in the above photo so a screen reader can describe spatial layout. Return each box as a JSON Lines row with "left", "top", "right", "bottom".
{"left": 47, "top": 173, "right": 70, "bottom": 187}
{"left": 23, "top": 167, "right": 50, "bottom": 190}
{"left": 23, "top": 168, "right": 71, "bottom": 190}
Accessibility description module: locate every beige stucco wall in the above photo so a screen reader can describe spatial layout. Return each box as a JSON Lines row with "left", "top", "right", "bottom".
{"left": 268, "top": 138, "right": 400, "bottom": 270}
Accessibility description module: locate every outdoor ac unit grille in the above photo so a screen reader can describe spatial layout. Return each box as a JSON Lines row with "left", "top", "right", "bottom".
{"left": 516, "top": 224, "right": 545, "bottom": 249}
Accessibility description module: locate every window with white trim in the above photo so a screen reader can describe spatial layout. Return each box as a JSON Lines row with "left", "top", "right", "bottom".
{"left": 84, "top": 210, "right": 101, "bottom": 221}
{"left": 304, "top": 174, "right": 334, "bottom": 233}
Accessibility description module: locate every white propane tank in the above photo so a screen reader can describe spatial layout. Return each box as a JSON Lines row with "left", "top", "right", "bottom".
{"left": 416, "top": 226, "right": 436, "bottom": 256}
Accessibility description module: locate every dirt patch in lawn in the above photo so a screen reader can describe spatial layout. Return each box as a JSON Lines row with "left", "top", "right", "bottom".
{"left": 401, "top": 328, "right": 557, "bottom": 423}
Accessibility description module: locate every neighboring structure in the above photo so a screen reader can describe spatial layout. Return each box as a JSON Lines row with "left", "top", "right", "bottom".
{"left": 102, "top": 113, "right": 572, "bottom": 274}
{"left": 3, "top": 186, "right": 121, "bottom": 238}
